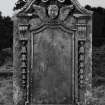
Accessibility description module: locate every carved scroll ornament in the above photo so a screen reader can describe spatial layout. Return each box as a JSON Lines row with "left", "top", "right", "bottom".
{"left": 78, "top": 41, "right": 85, "bottom": 89}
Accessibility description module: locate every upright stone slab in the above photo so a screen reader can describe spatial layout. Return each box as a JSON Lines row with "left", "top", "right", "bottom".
{"left": 13, "top": 0, "right": 93, "bottom": 105}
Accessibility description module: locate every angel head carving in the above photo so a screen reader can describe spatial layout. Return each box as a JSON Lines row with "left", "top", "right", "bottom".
{"left": 48, "top": 5, "right": 59, "bottom": 19}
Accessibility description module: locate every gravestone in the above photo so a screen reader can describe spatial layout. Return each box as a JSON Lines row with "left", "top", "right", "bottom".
{"left": 13, "top": 0, "right": 93, "bottom": 105}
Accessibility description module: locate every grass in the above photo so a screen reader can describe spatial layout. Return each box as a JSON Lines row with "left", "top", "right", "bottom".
{"left": 0, "top": 80, "right": 13, "bottom": 105}
{"left": 0, "top": 46, "right": 105, "bottom": 105}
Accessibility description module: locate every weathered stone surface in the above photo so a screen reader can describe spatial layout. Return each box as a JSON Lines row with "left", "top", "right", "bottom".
{"left": 32, "top": 28, "right": 73, "bottom": 104}
{"left": 13, "top": 0, "right": 93, "bottom": 105}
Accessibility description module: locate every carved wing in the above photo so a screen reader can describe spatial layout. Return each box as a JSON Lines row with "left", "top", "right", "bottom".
{"left": 33, "top": 4, "right": 46, "bottom": 20}
{"left": 59, "top": 5, "right": 74, "bottom": 21}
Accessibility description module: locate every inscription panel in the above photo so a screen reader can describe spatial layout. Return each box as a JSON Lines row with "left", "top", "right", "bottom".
{"left": 31, "top": 28, "right": 74, "bottom": 104}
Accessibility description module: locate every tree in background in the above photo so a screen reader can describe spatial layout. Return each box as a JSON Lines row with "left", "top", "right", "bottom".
{"left": 85, "top": 5, "right": 105, "bottom": 46}
{"left": 0, "top": 12, "right": 13, "bottom": 65}
{"left": 13, "top": 1, "right": 105, "bottom": 47}
{"left": 0, "top": 12, "right": 13, "bottom": 50}
{"left": 14, "top": 0, "right": 27, "bottom": 10}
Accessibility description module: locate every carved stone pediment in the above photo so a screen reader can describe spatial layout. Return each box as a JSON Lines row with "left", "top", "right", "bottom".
{"left": 28, "top": 3, "right": 76, "bottom": 30}
{"left": 17, "top": 0, "right": 92, "bottom": 30}
{"left": 18, "top": 0, "right": 92, "bottom": 16}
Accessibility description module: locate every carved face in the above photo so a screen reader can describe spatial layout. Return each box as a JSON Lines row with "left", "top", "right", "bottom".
{"left": 48, "top": 5, "right": 59, "bottom": 19}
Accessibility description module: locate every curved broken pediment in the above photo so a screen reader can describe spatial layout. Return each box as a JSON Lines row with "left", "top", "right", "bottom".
{"left": 16, "top": 0, "right": 92, "bottom": 16}
{"left": 15, "top": 0, "right": 92, "bottom": 30}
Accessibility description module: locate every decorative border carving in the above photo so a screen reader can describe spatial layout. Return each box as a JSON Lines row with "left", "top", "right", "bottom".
{"left": 77, "top": 24, "right": 87, "bottom": 40}
{"left": 78, "top": 41, "right": 85, "bottom": 89}
{"left": 77, "top": 40, "right": 86, "bottom": 105}
{"left": 19, "top": 24, "right": 29, "bottom": 105}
